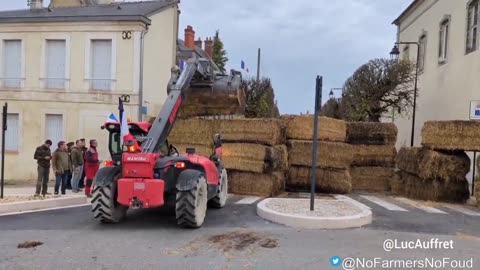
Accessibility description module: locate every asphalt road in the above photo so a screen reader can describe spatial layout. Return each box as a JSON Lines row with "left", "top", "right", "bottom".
{"left": 0, "top": 194, "right": 479, "bottom": 270}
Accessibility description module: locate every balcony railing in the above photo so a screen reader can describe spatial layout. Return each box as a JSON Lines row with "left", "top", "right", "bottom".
{"left": 85, "top": 78, "right": 116, "bottom": 91}
{"left": 0, "top": 77, "right": 25, "bottom": 88}
{"left": 39, "top": 77, "right": 70, "bottom": 89}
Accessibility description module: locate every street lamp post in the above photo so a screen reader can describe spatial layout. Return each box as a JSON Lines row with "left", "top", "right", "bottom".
{"left": 390, "top": 42, "right": 419, "bottom": 147}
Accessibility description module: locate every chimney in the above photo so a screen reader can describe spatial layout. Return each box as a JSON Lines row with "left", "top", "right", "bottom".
{"left": 184, "top": 25, "right": 195, "bottom": 49}
{"left": 29, "top": 0, "right": 43, "bottom": 9}
{"left": 204, "top": 37, "right": 214, "bottom": 58}
{"left": 194, "top": 38, "right": 202, "bottom": 49}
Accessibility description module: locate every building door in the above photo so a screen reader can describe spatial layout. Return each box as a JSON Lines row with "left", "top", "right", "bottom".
{"left": 3, "top": 40, "right": 22, "bottom": 88}
{"left": 46, "top": 40, "right": 66, "bottom": 89}
{"left": 91, "top": 40, "right": 112, "bottom": 90}
{"left": 46, "top": 114, "right": 64, "bottom": 147}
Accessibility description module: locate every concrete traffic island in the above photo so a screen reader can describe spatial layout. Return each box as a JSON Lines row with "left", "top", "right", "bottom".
{"left": 257, "top": 195, "right": 372, "bottom": 229}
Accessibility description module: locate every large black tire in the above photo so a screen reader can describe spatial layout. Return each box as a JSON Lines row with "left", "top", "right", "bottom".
{"left": 91, "top": 175, "right": 127, "bottom": 224}
{"left": 175, "top": 172, "right": 208, "bottom": 228}
{"left": 209, "top": 168, "right": 228, "bottom": 208}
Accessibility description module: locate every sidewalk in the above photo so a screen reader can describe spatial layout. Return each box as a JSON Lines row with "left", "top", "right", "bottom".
{"left": 0, "top": 185, "right": 88, "bottom": 215}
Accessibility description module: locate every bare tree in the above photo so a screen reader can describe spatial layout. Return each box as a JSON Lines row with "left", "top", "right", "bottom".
{"left": 340, "top": 58, "right": 417, "bottom": 122}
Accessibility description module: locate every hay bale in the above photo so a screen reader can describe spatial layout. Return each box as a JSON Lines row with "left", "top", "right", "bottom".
{"left": 222, "top": 143, "right": 287, "bottom": 173}
{"left": 215, "top": 118, "right": 285, "bottom": 146}
{"left": 396, "top": 147, "right": 470, "bottom": 181}
{"left": 346, "top": 122, "right": 397, "bottom": 145}
{"left": 287, "top": 166, "right": 352, "bottom": 194}
{"left": 173, "top": 144, "right": 212, "bottom": 157}
{"left": 228, "top": 171, "right": 285, "bottom": 197}
{"left": 169, "top": 119, "right": 214, "bottom": 145}
{"left": 273, "top": 145, "right": 289, "bottom": 171}
{"left": 287, "top": 140, "right": 353, "bottom": 169}
{"left": 398, "top": 171, "right": 470, "bottom": 203}
{"left": 418, "top": 149, "right": 470, "bottom": 182}
{"left": 391, "top": 172, "right": 405, "bottom": 195}
{"left": 281, "top": 115, "right": 347, "bottom": 142}
{"left": 351, "top": 145, "right": 397, "bottom": 167}
{"left": 396, "top": 147, "right": 423, "bottom": 175}
{"left": 350, "top": 167, "right": 394, "bottom": 192}
{"left": 422, "top": 120, "right": 480, "bottom": 151}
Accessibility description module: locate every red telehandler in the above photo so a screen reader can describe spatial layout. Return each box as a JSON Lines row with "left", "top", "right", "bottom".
{"left": 91, "top": 58, "right": 244, "bottom": 228}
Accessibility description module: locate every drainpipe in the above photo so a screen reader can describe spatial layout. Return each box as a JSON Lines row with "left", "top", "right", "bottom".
{"left": 138, "top": 27, "right": 148, "bottom": 121}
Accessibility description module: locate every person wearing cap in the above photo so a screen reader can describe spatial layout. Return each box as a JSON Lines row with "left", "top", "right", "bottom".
{"left": 70, "top": 140, "right": 84, "bottom": 193}
{"left": 34, "top": 140, "right": 53, "bottom": 197}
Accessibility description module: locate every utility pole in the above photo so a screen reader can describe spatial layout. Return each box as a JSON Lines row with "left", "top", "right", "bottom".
{"left": 257, "top": 48, "right": 261, "bottom": 81}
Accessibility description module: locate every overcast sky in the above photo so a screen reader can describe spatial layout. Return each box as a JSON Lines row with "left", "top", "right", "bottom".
{"left": 1, "top": 0, "right": 412, "bottom": 114}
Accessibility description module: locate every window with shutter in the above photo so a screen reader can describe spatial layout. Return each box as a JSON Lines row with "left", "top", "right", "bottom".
{"left": 3, "top": 113, "right": 19, "bottom": 151}
{"left": 439, "top": 19, "right": 449, "bottom": 62}
{"left": 90, "top": 40, "right": 112, "bottom": 91}
{"left": 46, "top": 40, "right": 66, "bottom": 89}
{"left": 418, "top": 35, "right": 427, "bottom": 72}
{"left": 467, "top": 0, "right": 479, "bottom": 53}
{"left": 2, "top": 40, "right": 22, "bottom": 88}
{"left": 45, "top": 114, "right": 64, "bottom": 147}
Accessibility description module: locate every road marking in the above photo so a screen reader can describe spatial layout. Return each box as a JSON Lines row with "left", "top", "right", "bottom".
{"left": 394, "top": 197, "right": 448, "bottom": 214}
{"left": 360, "top": 195, "right": 408, "bottom": 211}
{"left": 444, "top": 205, "right": 480, "bottom": 216}
{"left": 235, "top": 196, "right": 263, "bottom": 204}
{"left": 0, "top": 203, "right": 90, "bottom": 217}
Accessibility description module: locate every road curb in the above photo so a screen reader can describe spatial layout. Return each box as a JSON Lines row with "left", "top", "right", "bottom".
{"left": 257, "top": 196, "right": 372, "bottom": 229}
{"left": 0, "top": 196, "right": 88, "bottom": 215}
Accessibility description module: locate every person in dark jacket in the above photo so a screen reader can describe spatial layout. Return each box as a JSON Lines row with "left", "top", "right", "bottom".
{"left": 84, "top": 139, "right": 101, "bottom": 197}
{"left": 66, "top": 142, "right": 74, "bottom": 190}
{"left": 52, "top": 141, "right": 71, "bottom": 195}
{"left": 70, "top": 140, "right": 84, "bottom": 193}
{"left": 34, "top": 140, "right": 52, "bottom": 197}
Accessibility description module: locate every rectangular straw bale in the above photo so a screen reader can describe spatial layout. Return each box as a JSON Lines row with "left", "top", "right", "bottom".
{"left": 422, "top": 120, "right": 480, "bottom": 151}
{"left": 346, "top": 122, "right": 398, "bottom": 145}
{"left": 287, "top": 166, "right": 352, "bottom": 194}
{"left": 395, "top": 147, "right": 423, "bottom": 175}
{"left": 281, "top": 115, "right": 347, "bottom": 142}
{"left": 350, "top": 167, "right": 394, "bottom": 192}
{"left": 228, "top": 171, "right": 285, "bottom": 197}
{"left": 351, "top": 145, "right": 397, "bottom": 167}
{"left": 396, "top": 147, "right": 470, "bottom": 181}
{"left": 169, "top": 119, "right": 214, "bottom": 145}
{"left": 391, "top": 172, "right": 405, "bottom": 196}
{"left": 287, "top": 140, "right": 353, "bottom": 169}
{"left": 221, "top": 143, "right": 287, "bottom": 173}
{"left": 400, "top": 171, "right": 470, "bottom": 203}
{"left": 214, "top": 118, "right": 285, "bottom": 146}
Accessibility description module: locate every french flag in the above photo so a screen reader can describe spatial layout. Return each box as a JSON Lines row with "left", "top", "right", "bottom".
{"left": 118, "top": 98, "right": 132, "bottom": 145}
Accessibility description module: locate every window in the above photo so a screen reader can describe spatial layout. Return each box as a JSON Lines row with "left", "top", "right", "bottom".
{"left": 467, "top": 0, "right": 479, "bottom": 53}
{"left": 4, "top": 113, "right": 19, "bottom": 151}
{"left": 2, "top": 40, "right": 22, "bottom": 88}
{"left": 402, "top": 45, "right": 410, "bottom": 61}
{"left": 418, "top": 35, "right": 427, "bottom": 72}
{"left": 45, "top": 40, "right": 66, "bottom": 89}
{"left": 45, "top": 114, "right": 63, "bottom": 146}
{"left": 90, "top": 40, "right": 112, "bottom": 90}
{"left": 439, "top": 19, "right": 449, "bottom": 61}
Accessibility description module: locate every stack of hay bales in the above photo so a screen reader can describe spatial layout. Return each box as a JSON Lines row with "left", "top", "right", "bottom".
{"left": 283, "top": 115, "right": 353, "bottom": 194}
{"left": 169, "top": 118, "right": 216, "bottom": 157}
{"left": 395, "top": 147, "right": 470, "bottom": 203}
{"left": 217, "top": 119, "right": 287, "bottom": 197}
{"left": 347, "top": 122, "right": 398, "bottom": 192}
{"left": 393, "top": 121, "right": 477, "bottom": 203}
{"left": 169, "top": 118, "right": 287, "bottom": 197}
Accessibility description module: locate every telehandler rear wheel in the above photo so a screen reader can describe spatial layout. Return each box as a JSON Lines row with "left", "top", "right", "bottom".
{"left": 209, "top": 168, "right": 228, "bottom": 208}
{"left": 91, "top": 175, "right": 127, "bottom": 223}
{"left": 175, "top": 173, "right": 208, "bottom": 228}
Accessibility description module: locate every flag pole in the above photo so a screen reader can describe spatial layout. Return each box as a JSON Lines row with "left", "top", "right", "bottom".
{"left": 257, "top": 48, "right": 261, "bottom": 81}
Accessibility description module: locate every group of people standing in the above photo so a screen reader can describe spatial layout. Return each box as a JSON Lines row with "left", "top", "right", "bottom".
{"left": 34, "top": 138, "right": 101, "bottom": 198}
